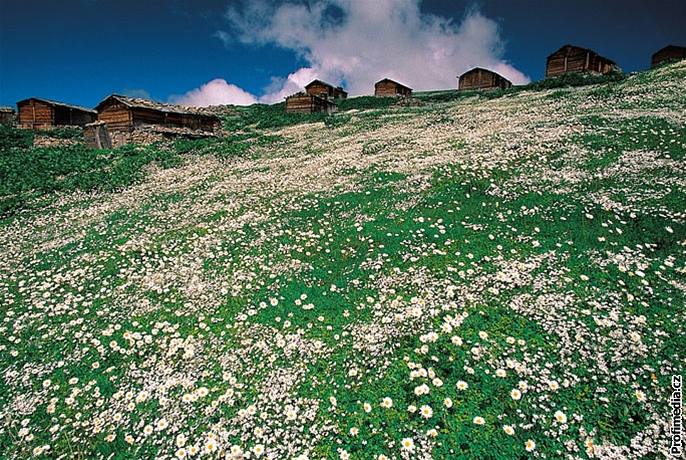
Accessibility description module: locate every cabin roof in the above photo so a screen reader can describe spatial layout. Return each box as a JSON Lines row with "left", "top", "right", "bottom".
{"left": 95, "top": 94, "right": 219, "bottom": 119}
{"left": 375, "top": 78, "right": 412, "bottom": 91}
{"left": 16, "top": 97, "right": 96, "bottom": 114}
{"left": 547, "top": 44, "right": 617, "bottom": 65}
{"left": 458, "top": 67, "right": 511, "bottom": 83}
{"left": 304, "top": 79, "right": 335, "bottom": 89}
{"left": 304, "top": 79, "right": 346, "bottom": 92}
{"left": 653, "top": 44, "right": 686, "bottom": 54}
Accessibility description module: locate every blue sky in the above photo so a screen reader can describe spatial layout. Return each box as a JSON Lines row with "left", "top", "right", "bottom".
{"left": 1, "top": 0, "right": 684, "bottom": 108}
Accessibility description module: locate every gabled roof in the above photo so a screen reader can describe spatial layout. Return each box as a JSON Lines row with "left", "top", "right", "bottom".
{"left": 375, "top": 78, "right": 412, "bottom": 91}
{"left": 305, "top": 79, "right": 335, "bottom": 89}
{"left": 304, "top": 79, "right": 347, "bottom": 93}
{"left": 547, "top": 44, "right": 617, "bottom": 65}
{"left": 458, "top": 67, "right": 511, "bottom": 83}
{"left": 653, "top": 44, "right": 686, "bottom": 54}
{"left": 16, "top": 97, "right": 96, "bottom": 114}
{"left": 95, "top": 94, "right": 219, "bottom": 119}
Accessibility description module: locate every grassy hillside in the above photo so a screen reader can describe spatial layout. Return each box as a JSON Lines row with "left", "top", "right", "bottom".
{"left": 0, "top": 62, "right": 685, "bottom": 459}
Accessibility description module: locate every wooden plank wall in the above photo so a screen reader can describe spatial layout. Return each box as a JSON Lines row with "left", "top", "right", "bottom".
{"left": 98, "top": 103, "right": 133, "bottom": 131}
{"left": 546, "top": 48, "right": 616, "bottom": 77}
{"left": 306, "top": 83, "right": 332, "bottom": 99}
{"left": 651, "top": 47, "right": 686, "bottom": 67}
{"left": 18, "top": 100, "right": 53, "bottom": 129}
{"left": 375, "top": 81, "right": 411, "bottom": 97}
{"left": 459, "top": 70, "right": 510, "bottom": 90}
{"left": 286, "top": 95, "right": 334, "bottom": 113}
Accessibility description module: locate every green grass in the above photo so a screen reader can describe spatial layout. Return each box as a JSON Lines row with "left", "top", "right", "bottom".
{"left": 0, "top": 61, "right": 685, "bottom": 460}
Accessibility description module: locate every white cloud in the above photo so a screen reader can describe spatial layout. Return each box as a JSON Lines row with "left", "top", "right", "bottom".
{"left": 177, "top": 0, "right": 530, "bottom": 106}
{"left": 170, "top": 78, "right": 257, "bottom": 107}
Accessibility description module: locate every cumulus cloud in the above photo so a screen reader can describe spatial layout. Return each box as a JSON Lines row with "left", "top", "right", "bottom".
{"left": 179, "top": 0, "right": 529, "bottom": 106}
{"left": 170, "top": 78, "right": 257, "bottom": 106}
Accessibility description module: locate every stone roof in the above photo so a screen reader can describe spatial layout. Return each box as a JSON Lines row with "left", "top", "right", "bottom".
{"left": 95, "top": 95, "right": 219, "bottom": 118}
{"left": 16, "top": 98, "right": 96, "bottom": 114}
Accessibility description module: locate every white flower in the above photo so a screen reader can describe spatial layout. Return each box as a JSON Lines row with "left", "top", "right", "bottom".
{"left": 456, "top": 380, "right": 468, "bottom": 390}
{"left": 363, "top": 402, "right": 372, "bottom": 413}
{"left": 635, "top": 390, "right": 646, "bottom": 402}
{"left": 525, "top": 439, "right": 536, "bottom": 452}
{"left": 510, "top": 389, "right": 522, "bottom": 401}
{"left": 414, "top": 384, "right": 430, "bottom": 395}
{"left": 252, "top": 444, "right": 264, "bottom": 457}
{"left": 349, "top": 427, "right": 359, "bottom": 436}
{"left": 503, "top": 425, "right": 515, "bottom": 436}
{"left": 205, "top": 440, "right": 217, "bottom": 454}
{"left": 473, "top": 416, "right": 485, "bottom": 425}
{"left": 554, "top": 410, "right": 567, "bottom": 424}
{"left": 444, "top": 397, "right": 453, "bottom": 408}
{"left": 285, "top": 406, "right": 298, "bottom": 420}
{"left": 419, "top": 405, "right": 433, "bottom": 419}
{"left": 401, "top": 438, "right": 414, "bottom": 451}
{"left": 380, "top": 397, "right": 393, "bottom": 408}
{"left": 156, "top": 418, "right": 168, "bottom": 431}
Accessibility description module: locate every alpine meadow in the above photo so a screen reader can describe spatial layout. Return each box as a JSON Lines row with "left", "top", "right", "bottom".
{"left": 1, "top": 61, "right": 686, "bottom": 460}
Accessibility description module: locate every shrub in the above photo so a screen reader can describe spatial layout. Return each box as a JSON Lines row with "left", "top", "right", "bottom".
{"left": 0, "top": 124, "right": 33, "bottom": 150}
{"left": 523, "top": 71, "right": 625, "bottom": 91}
{"left": 34, "top": 126, "right": 83, "bottom": 140}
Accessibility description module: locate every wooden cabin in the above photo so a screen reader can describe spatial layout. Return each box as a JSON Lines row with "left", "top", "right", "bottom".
{"left": 16, "top": 98, "right": 96, "bottom": 129}
{"left": 458, "top": 67, "right": 512, "bottom": 91}
{"left": 304, "top": 80, "right": 348, "bottom": 100}
{"left": 94, "top": 95, "right": 221, "bottom": 133}
{"left": 0, "top": 107, "right": 16, "bottom": 125}
{"left": 285, "top": 92, "right": 337, "bottom": 114}
{"left": 651, "top": 45, "right": 686, "bottom": 68}
{"left": 374, "top": 78, "right": 412, "bottom": 97}
{"left": 545, "top": 45, "right": 619, "bottom": 78}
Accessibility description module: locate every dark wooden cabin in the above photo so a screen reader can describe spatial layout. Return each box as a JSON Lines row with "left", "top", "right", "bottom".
{"left": 545, "top": 45, "right": 619, "bottom": 78}
{"left": 16, "top": 98, "right": 96, "bottom": 129}
{"left": 374, "top": 78, "right": 412, "bottom": 97}
{"left": 94, "top": 95, "right": 221, "bottom": 132}
{"left": 304, "top": 80, "right": 348, "bottom": 100}
{"left": 458, "top": 67, "right": 512, "bottom": 91}
{"left": 285, "top": 92, "right": 337, "bottom": 114}
{"left": 651, "top": 45, "right": 686, "bottom": 68}
{"left": 0, "top": 107, "right": 16, "bottom": 125}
